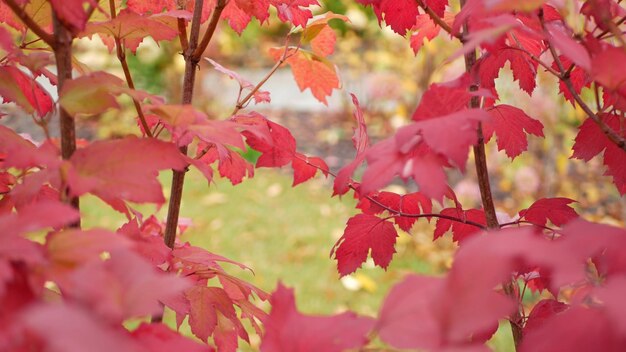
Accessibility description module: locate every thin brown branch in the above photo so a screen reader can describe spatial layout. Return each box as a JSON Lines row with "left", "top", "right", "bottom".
{"left": 539, "top": 10, "right": 626, "bottom": 152}
{"left": 177, "top": 18, "right": 189, "bottom": 52}
{"left": 597, "top": 15, "right": 626, "bottom": 39}
{"left": 230, "top": 39, "right": 294, "bottom": 116}
{"left": 192, "top": 0, "right": 226, "bottom": 61}
{"left": 604, "top": 17, "right": 626, "bottom": 48}
{"left": 459, "top": 0, "right": 523, "bottom": 348}
{"left": 108, "top": 0, "right": 153, "bottom": 138}
{"left": 3, "top": 0, "right": 55, "bottom": 47}
{"left": 163, "top": 0, "right": 206, "bottom": 249}
{"left": 415, "top": 0, "right": 459, "bottom": 39}
{"left": 52, "top": 10, "right": 79, "bottom": 226}
{"left": 508, "top": 33, "right": 561, "bottom": 76}
{"left": 499, "top": 220, "right": 561, "bottom": 235}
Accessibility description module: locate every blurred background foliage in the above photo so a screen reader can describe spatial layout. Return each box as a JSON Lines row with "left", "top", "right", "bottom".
{"left": 14, "top": 0, "right": 622, "bottom": 350}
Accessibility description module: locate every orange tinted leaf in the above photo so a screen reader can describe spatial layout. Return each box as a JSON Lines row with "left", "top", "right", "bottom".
{"left": 309, "top": 25, "right": 336, "bottom": 57}
{"left": 81, "top": 9, "right": 179, "bottom": 53}
{"left": 47, "top": 229, "right": 132, "bottom": 268}
{"left": 60, "top": 71, "right": 162, "bottom": 115}
{"left": 270, "top": 48, "right": 340, "bottom": 104}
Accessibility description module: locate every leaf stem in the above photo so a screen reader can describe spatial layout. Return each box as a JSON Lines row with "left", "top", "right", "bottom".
{"left": 108, "top": 0, "right": 153, "bottom": 138}
{"left": 3, "top": 0, "right": 55, "bottom": 47}
{"left": 230, "top": 39, "right": 294, "bottom": 115}
{"left": 192, "top": 0, "right": 226, "bottom": 61}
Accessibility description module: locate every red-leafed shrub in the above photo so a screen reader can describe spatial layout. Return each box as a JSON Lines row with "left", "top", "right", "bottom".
{"left": 1, "top": 0, "right": 626, "bottom": 351}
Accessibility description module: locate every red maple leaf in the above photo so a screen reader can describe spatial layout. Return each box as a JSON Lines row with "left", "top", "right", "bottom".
{"left": 434, "top": 207, "right": 486, "bottom": 242}
{"left": 478, "top": 46, "right": 539, "bottom": 95}
{"left": 483, "top": 104, "right": 544, "bottom": 159}
{"left": 518, "top": 197, "right": 578, "bottom": 227}
{"left": 412, "top": 80, "right": 473, "bottom": 120}
{"left": 197, "top": 145, "right": 254, "bottom": 185}
{"left": 270, "top": 48, "right": 340, "bottom": 105}
{"left": 291, "top": 153, "right": 328, "bottom": 186}
{"left": 358, "top": 0, "right": 419, "bottom": 36}
{"left": 330, "top": 214, "right": 398, "bottom": 276}
{"left": 358, "top": 191, "right": 433, "bottom": 231}
{"left": 221, "top": 0, "right": 270, "bottom": 34}
{"left": 260, "top": 283, "right": 375, "bottom": 351}
{"left": 186, "top": 286, "right": 248, "bottom": 348}
{"left": 244, "top": 119, "right": 296, "bottom": 168}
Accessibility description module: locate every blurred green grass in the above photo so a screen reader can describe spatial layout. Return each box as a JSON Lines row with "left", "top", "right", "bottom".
{"left": 81, "top": 168, "right": 513, "bottom": 350}
{"left": 81, "top": 168, "right": 434, "bottom": 315}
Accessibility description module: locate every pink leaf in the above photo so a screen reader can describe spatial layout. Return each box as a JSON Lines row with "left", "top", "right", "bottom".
{"left": 132, "top": 323, "right": 213, "bottom": 352}
{"left": 23, "top": 304, "right": 142, "bottom": 352}
{"left": 572, "top": 113, "right": 626, "bottom": 194}
{"left": 260, "top": 283, "right": 374, "bottom": 351}
{"left": 546, "top": 23, "right": 591, "bottom": 71}
{"left": 0, "top": 200, "right": 78, "bottom": 237}
{"left": 67, "top": 137, "right": 187, "bottom": 205}
{"left": 524, "top": 299, "right": 568, "bottom": 332}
